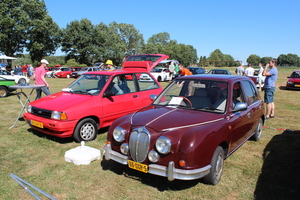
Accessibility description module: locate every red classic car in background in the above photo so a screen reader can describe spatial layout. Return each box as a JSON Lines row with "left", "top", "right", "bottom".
{"left": 23, "top": 54, "right": 169, "bottom": 142}
{"left": 55, "top": 67, "right": 82, "bottom": 78}
{"left": 286, "top": 70, "right": 300, "bottom": 90}
{"left": 104, "top": 74, "right": 264, "bottom": 185}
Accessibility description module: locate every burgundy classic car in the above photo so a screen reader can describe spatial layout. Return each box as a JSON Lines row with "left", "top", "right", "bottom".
{"left": 104, "top": 74, "right": 265, "bottom": 185}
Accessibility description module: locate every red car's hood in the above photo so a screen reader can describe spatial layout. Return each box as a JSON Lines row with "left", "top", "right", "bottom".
{"left": 30, "top": 92, "right": 95, "bottom": 111}
{"left": 131, "top": 106, "right": 224, "bottom": 132}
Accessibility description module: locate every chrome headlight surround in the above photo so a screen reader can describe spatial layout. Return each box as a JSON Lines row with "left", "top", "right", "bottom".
{"left": 113, "top": 127, "right": 126, "bottom": 143}
{"left": 120, "top": 143, "right": 129, "bottom": 155}
{"left": 287, "top": 81, "right": 294, "bottom": 84}
{"left": 148, "top": 151, "right": 160, "bottom": 163}
{"left": 156, "top": 136, "right": 171, "bottom": 154}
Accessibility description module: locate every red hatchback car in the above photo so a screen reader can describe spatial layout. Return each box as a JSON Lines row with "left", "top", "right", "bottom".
{"left": 286, "top": 70, "right": 300, "bottom": 90}
{"left": 104, "top": 75, "right": 264, "bottom": 185}
{"left": 23, "top": 54, "right": 169, "bottom": 142}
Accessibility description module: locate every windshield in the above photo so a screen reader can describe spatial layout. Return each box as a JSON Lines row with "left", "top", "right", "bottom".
{"left": 65, "top": 74, "right": 110, "bottom": 95}
{"left": 126, "top": 55, "right": 162, "bottom": 63}
{"left": 153, "top": 79, "right": 228, "bottom": 113}
{"left": 151, "top": 68, "right": 163, "bottom": 73}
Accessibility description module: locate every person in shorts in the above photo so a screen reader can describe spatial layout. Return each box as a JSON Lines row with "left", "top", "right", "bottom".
{"left": 262, "top": 58, "right": 278, "bottom": 119}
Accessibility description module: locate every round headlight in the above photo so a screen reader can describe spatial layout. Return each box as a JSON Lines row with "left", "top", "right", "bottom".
{"left": 156, "top": 136, "right": 171, "bottom": 154}
{"left": 120, "top": 143, "right": 129, "bottom": 154}
{"left": 148, "top": 151, "right": 159, "bottom": 163}
{"left": 113, "top": 127, "right": 126, "bottom": 142}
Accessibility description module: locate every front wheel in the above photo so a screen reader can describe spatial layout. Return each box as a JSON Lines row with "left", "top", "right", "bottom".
{"left": 203, "top": 146, "right": 224, "bottom": 185}
{"left": 73, "top": 118, "right": 98, "bottom": 142}
{"left": 157, "top": 76, "right": 162, "bottom": 82}
{"left": 67, "top": 74, "right": 70, "bottom": 78}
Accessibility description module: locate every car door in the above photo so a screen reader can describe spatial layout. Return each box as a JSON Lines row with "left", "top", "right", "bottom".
{"left": 227, "top": 82, "right": 254, "bottom": 153}
{"left": 101, "top": 73, "right": 141, "bottom": 126}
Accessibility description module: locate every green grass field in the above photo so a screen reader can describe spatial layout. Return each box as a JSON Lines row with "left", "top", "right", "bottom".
{"left": 1, "top": 68, "right": 300, "bottom": 199}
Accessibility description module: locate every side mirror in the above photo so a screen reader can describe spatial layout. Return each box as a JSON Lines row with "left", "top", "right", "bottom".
{"left": 103, "top": 90, "right": 115, "bottom": 97}
{"left": 150, "top": 94, "right": 157, "bottom": 101}
{"left": 233, "top": 102, "right": 247, "bottom": 112}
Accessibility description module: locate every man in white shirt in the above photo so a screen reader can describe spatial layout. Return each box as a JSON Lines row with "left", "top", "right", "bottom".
{"left": 244, "top": 64, "right": 254, "bottom": 76}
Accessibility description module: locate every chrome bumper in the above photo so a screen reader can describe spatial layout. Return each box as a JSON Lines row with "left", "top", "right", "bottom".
{"left": 104, "top": 144, "right": 211, "bottom": 181}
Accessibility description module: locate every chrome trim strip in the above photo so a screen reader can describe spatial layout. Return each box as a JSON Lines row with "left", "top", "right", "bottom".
{"left": 162, "top": 118, "right": 224, "bottom": 131}
{"left": 146, "top": 108, "right": 178, "bottom": 126}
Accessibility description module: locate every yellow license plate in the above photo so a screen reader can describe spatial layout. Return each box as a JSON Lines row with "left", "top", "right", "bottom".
{"left": 295, "top": 84, "right": 300, "bottom": 87}
{"left": 31, "top": 120, "right": 44, "bottom": 128}
{"left": 128, "top": 160, "right": 148, "bottom": 173}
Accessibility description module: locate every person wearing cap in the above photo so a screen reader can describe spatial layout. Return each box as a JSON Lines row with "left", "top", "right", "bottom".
{"left": 33, "top": 59, "right": 51, "bottom": 100}
{"left": 105, "top": 60, "right": 115, "bottom": 70}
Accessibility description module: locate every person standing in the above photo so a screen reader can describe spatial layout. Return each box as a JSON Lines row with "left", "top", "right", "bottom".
{"left": 168, "top": 61, "right": 175, "bottom": 81}
{"left": 33, "top": 59, "right": 51, "bottom": 100}
{"left": 27, "top": 64, "right": 34, "bottom": 77}
{"left": 235, "top": 63, "right": 245, "bottom": 76}
{"left": 244, "top": 64, "right": 255, "bottom": 76}
{"left": 262, "top": 58, "right": 278, "bottom": 119}
{"left": 22, "top": 64, "right": 28, "bottom": 77}
{"left": 257, "top": 63, "right": 264, "bottom": 91}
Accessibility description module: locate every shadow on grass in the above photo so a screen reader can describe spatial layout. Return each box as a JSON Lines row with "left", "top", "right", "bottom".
{"left": 254, "top": 130, "right": 300, "bottom": 200}
{"left": 28, "top": 126, "right": 109, "bottom": 144}
{"left": 100, "top": 160, "right": 200, "bottom": 191}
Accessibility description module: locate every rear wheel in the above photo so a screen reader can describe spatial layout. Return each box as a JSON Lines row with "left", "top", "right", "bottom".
{"left": 157, "top": 76, "right": 162, "bottom": 82}
{"left": 18, "top": 78, "right": 26, "bottom": 84}
{"left": 73, "top": 118, "right": 97, "bottom": 142}
{"left": 67, "top": 74, "right": 70, "bottom": 78}
{"left": 0, "top": 86, "right": 8, "bottom": 98}
{"left": 251, "top": 118, "right": 263, "bottom": 141}
{"left": 203, "top": 146, "right": 224, "bottom": 185}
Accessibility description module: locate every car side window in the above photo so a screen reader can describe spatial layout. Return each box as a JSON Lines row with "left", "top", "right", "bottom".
{"left": 110, "top": 74, "right": 137, "bottom": 95}
{"left": 242, "top": 80, "right": 258, "bottom": 105}
{"left": 232, "top": 82, "right": 245, "bottom": 108}
{"left": 136, "top": 73, "right": 160, "bottom": 91}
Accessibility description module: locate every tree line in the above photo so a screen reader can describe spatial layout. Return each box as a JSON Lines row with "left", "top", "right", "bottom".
{"left": 1, "top": 0, "right": 299, "bottom": 68}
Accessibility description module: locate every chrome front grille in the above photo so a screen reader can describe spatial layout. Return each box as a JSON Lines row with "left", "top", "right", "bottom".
{"left": 129, "top": 127, "right": 150, "bottom": 163}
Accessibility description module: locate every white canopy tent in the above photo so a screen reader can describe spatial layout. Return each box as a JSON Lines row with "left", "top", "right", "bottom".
{"left": 0, "top": 55, "right": 17, "bottom": 60}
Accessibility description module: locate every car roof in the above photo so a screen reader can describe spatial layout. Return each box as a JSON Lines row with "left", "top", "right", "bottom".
{"left": 177, "top": 74, "right": 250, "bottom": 82}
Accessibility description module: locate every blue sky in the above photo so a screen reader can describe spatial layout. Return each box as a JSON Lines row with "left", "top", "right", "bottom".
{"left": 44, "top": 0, "right": 300, "bottom": 64}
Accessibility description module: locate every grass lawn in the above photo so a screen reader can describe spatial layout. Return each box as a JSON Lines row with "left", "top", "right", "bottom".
{"left": 1, "top": 68, "right": 300, "bottom": 200}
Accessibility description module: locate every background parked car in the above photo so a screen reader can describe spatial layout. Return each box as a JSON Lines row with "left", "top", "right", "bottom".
{"left": 104, "top": 74, "right": 264, "bottom": 185}
{"left": 208, "top": 69, "right": 232, "bottom": 75}
{"left": 0, "top": 69, "right": 30, "bottom": 84}
{"left": 71, "top": 67, "right": 101, "bottom": 78}
{"left": 0, "top": 77, "right": 16, "bottom": 97}
{"left": 150, "top": 67, "right": 171, "bottom": 82}
{"left": 187, "top": 67, "right": 206, "bottom": 75}
{"left": 55, "top": 67, "right": 82, "bottom": 78}
{"left": 286, "top": 70, "right": 300, "bottom": 90}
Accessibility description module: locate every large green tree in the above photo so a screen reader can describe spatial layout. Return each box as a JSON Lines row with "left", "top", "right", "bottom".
{"left": 61, "top": 18, "right": 95, "bottom": 65}
{"left": 247, "top": 54, "right": 261, "bottom": 65}
{"left": 0, "top": 0, "right": 60, "bottom": 62}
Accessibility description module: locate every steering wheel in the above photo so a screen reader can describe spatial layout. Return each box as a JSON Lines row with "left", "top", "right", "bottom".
{"left": 178, "top": 96, "right": 193, "bottom": 108}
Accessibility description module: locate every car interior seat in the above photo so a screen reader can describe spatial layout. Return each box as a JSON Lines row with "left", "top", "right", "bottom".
{"left": 188, "top": 88, "right": 211, "bottom": 108}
